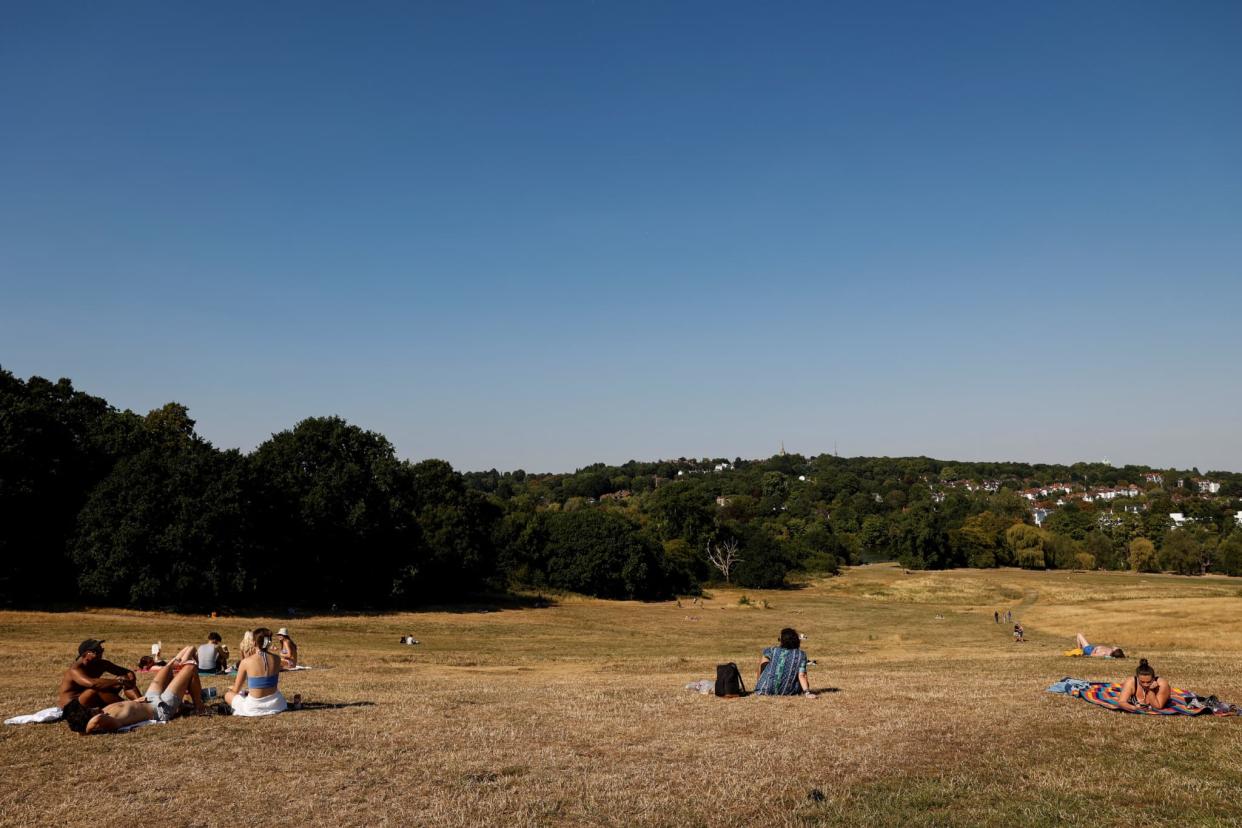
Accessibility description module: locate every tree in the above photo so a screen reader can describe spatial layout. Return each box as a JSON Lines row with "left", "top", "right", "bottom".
{"left": 1159, "top": 529, "right": 1200, "bottom": 575}
{"left": 731, "top": 527, "right": 791, "bottom": 588}
{"left": 1218, "top": 531, "right": 1242, "bottom": 577}
{"left": 1084, "top": 531, "right": 1120, "bottom": 570}
{"left": 71, "top": 419, "right": 249, "bottom": 609}
{"left": 858, "top": 514, "right": 890, "bottom": 562}
{"left": 248, "top": 416, "right": 413, "bottom": 607}
{"left": 706, "top": 538, "right": 742, "bottom": 583}
{"left": 952, "top": 511, "right": 1010, "bottom": 568}
{"left": 1128, "top": 537, "right": 1159, "bottom": 573}
{"left": 643, "top": 482, "right": 715, "bottom": 547}
{"left": 519, "top": 509, "right": 678, "bottom": 599}
{"left": 893, "top": 505, "right": 954, "bottom": 570}
{"left": 1005, "top": 524, "right": 1047, "bottom": 569}
{"left": 0, "top": 370, "right": 143, "bottom": 605}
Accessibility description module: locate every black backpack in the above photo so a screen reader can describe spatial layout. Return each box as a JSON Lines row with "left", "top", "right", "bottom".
{"left": 715, "top": 662, "right": 746, "bottom": 697}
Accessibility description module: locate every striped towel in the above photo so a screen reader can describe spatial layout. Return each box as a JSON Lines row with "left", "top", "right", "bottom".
{"left": 1073, "top": 682, "right": 1234, "bottom": 716}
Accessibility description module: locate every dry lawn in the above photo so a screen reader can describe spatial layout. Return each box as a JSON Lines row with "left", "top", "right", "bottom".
{"left": 3, "top": 564, "right": 1242, "bottom": 827}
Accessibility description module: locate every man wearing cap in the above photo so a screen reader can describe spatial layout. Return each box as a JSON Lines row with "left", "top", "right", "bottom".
{"left": 61, "top": 645, "right": 206, "bottom": 734}
{"left": 56, "top": 639, "right": 140, "bottom": 708}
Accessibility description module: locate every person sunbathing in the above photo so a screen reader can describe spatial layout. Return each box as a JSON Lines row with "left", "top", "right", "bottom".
{"left": 61, "top": 646, "right": 205, "bottom": 734}
{"left": 754, "top": 627, "right": 816, "bottom": 698}
{"left": 1117, "top": 658, "right": 1170, "bottom": 712}
{"left": 1069, "top": 633, "right": 1125, "bottom": 658}
{"left": 226, "top": 627, "right": 288, "bottom": 716}
{"left": 57, "top": 639, "right": 141, "bottom": 709}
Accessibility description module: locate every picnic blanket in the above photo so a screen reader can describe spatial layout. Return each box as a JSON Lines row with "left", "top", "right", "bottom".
{"left": 1050, "top": 679, "right": 1240, "bottom": 716}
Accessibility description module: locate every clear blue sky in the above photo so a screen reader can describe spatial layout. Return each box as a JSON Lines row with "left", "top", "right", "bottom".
{"left": 3, "top": 2, "right": 1240, "bottom": 472}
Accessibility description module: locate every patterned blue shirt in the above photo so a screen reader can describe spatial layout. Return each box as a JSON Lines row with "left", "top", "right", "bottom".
{"left": 754, "top": 646, "right": 807, "bottom": 696}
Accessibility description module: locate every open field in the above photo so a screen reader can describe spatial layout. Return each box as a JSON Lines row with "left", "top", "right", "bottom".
{"left": 4, "top": 564, "right": 1242, "bottom": 827}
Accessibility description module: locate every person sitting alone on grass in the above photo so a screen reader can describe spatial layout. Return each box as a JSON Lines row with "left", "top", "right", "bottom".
{"left": 62, "top": 646, "right": 205, "bottom": 734}
{"left": 57, "top": 639, "right": 141, "bottom": 709}
{"left": 1067, "top": 633, "right": 1125, "bottom": 658}
{"left": 1117, "top": 658, "right": 1170, "bottom": 712}
{"left": 226, "top": 627, "right": 291, "bottom": 716}
{"left": 754, "top": 627, "right": 816, "bottom": 699}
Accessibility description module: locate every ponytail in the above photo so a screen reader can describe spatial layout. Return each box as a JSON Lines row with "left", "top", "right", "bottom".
{"left": 252, "top": 627, "right": 274, "bottom": 653}
{"left": 1136, "top": 658, "right": 1155, "bottom": 681}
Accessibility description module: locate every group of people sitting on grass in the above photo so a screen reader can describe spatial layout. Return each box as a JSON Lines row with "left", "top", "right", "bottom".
{"left": 58, "top": 626, "right": 300, "bottom": 734}
{"left": 748, "top": 626, "right": 1173, "bottom": 711}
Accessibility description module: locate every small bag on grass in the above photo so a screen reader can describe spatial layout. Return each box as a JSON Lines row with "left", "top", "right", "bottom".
{"left": 715, "top": 662, "right": 746, "bottom": 697}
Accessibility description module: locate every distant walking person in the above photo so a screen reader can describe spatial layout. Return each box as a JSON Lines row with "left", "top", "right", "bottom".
{"left": 994, "top": 611, "right": 1000, "bottom": 624}
{"left": 1013, "top": 624, "right": 1025, "bottom": 643}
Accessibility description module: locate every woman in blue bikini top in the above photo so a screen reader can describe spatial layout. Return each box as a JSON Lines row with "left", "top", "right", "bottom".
{"left": 225, "top": 627, "right": 281, "bottom": 708}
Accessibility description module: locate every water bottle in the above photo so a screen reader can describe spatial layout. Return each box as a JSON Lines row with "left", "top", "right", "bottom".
{"left": 202, "top": 687, "right": 218, "bottom": 701}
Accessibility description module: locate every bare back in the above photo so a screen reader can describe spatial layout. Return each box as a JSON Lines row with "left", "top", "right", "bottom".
{"left": 86, "top": 699, "right": 156, "bottom": 733}
{"left": 231, "top": 650, "right": 282, "bottom": 699}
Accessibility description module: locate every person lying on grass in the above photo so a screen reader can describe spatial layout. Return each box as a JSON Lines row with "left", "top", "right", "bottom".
{"left": 62, "top": 646, "right": 205, "bottom": 734}
{"left": 1117, "top": 658, "right": 1171, "bottom": 713}
{"left": 1067, "top": 633, "right": 1125, "bottom": 658}
{"left": 754, "top": 627, "right": 816, "bottom": 699}
{"left": 57, "top": 639, "right": 141, "bottom": 709}
{"left": 226, "top": 626, "right": 289, "bottom": 716}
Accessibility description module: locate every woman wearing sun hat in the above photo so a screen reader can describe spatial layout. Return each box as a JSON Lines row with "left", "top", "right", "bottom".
{"left": 274, "top": 627, "right": 298, "bottom": 669}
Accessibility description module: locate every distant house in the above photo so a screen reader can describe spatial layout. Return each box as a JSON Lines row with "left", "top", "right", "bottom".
{"left": 1194, "top": 478, "right": 1221, "bottom": 494}
{"left": 1031, "top": 508, "right": 1049, "bottom": 527}
{"left": 713, "top": 463, "right": 734, "bottom": 473}
{"left": 1143, "top": 472, "right": 1164, "bottom": 485}
{"left": 1236, "top": 511, "right": 1242, "bottom": 527}
{"left": 1170, "top": 512, "right": 1188, "bottom": 527}
{"left": 715, "top": 496, "right": 731, "bottom": 508}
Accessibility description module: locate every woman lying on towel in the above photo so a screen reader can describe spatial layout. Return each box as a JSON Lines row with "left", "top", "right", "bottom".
{"left": 1117, "top": 658, "right": 1171, "bottom": 712}
{"left": 1066, "top": 633, "right": 1125, "bottom": 658}
{"left": 225, "top": 627, "right": 287, "bottom": 717}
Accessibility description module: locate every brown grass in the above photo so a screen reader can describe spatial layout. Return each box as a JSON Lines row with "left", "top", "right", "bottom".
{"left": 4, "top": 564, "right": 1242, "bottom": 826}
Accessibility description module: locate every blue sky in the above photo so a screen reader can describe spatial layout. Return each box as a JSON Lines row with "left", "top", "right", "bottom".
{"left": 3, "top": 2, "right": 1240, "bottom": 472}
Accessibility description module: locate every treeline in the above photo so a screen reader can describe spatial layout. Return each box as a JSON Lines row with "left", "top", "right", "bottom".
{"left": 3, "top": 368, "right": 1242, "bottom": 610}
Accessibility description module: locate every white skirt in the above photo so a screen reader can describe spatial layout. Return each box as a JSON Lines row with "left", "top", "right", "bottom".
{"left": 230, "top": 690, "right": 287, "bottom": 717}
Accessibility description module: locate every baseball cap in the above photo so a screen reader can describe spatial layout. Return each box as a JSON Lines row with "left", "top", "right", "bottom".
{"left": 78, "top": 639, "right": 106, "bottom": 656}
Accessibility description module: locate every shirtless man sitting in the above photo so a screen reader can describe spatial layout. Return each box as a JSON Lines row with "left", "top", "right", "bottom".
{"left": 61, "top": 646, "right": 205, "bottom": 734}
{"left": 57, "top": 639, "right": 141, "bottom": 709}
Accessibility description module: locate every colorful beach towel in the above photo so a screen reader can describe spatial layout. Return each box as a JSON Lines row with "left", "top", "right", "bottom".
{"left": 1064, "top": 682, "right": 1239, "bottom": 716}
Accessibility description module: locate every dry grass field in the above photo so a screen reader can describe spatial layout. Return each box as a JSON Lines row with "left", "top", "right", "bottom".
{"left": 4, "top": 564, "right": 1242, "bottom": 827}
